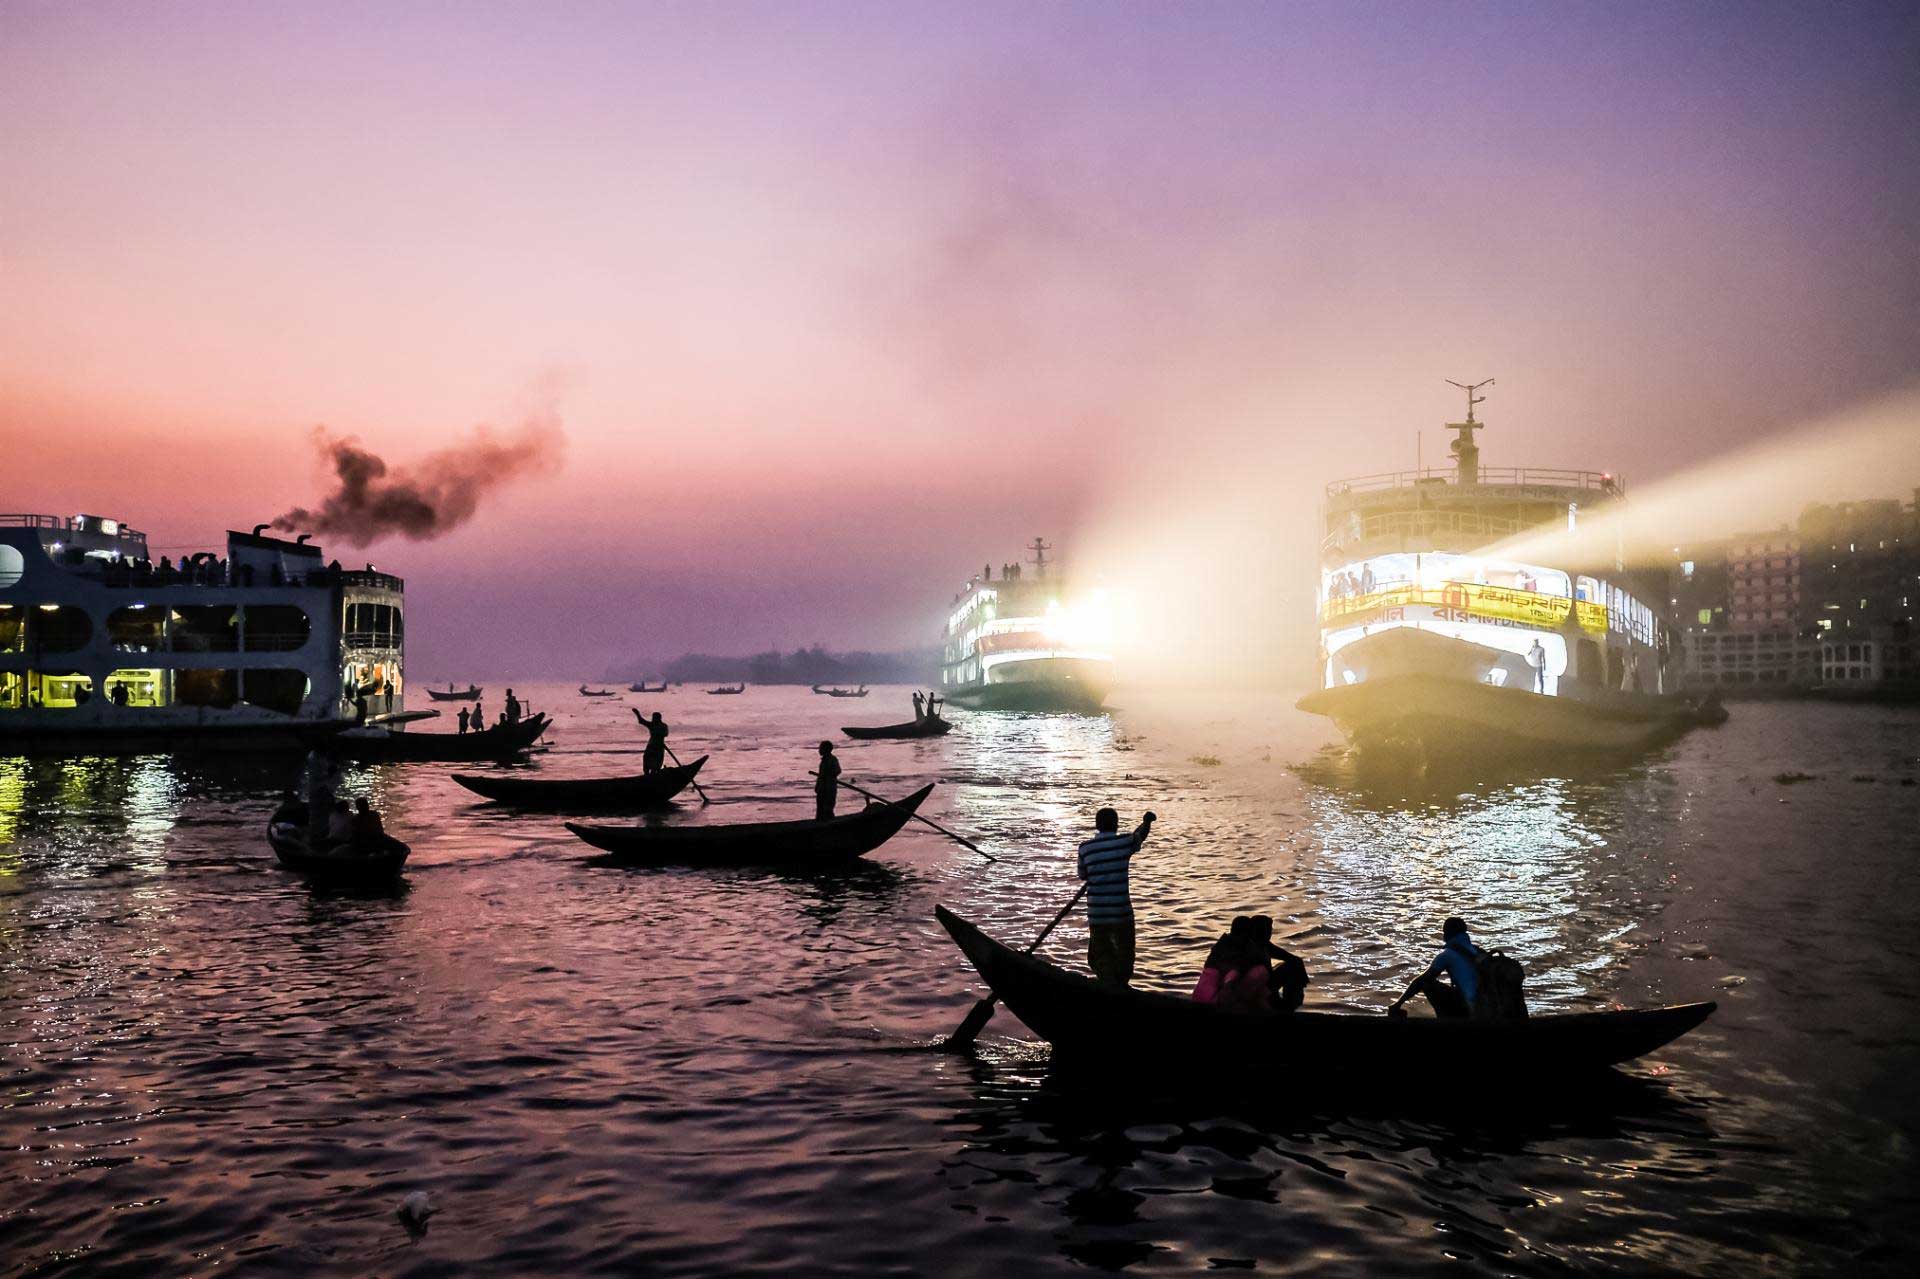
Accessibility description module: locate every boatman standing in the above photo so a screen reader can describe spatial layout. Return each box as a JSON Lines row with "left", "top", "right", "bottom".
{"left": 815, "top": 741, "right": 842, "bottom": 821}
{"left": 1077, "top": 807, "right": 1156, "bottom": 987}
{"left": 505, "top": 689, "right": 521, "bottom": 723}
{"left": 640, "top": 711, "right": 669, "bottom": 775}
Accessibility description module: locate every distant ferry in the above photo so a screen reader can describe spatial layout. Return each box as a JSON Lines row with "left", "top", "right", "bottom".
{"left": 939, "top": 539, "right": 1114, "bottom": 713}
{"left": 1296, "top": 384, "right": 1716, "bottom": 765}
{"left": 0, "top": 513, "right": 404, "bottom": 755}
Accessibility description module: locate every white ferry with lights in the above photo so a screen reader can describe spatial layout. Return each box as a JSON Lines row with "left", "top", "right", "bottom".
{"left": 940, "top": 539, "right": 1114, "bottom": 713}
{"left": 1296, "top": 384, "right": 1718, "bottom": 766}
{"left": 0, "top": 513, "right": 406, "bottom": 755}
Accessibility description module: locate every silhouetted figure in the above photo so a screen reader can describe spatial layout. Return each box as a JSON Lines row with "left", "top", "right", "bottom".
{"left": 640, "top": 711, "right": 669, "bottom": 775}
{"left": 1250, "top": 914, "right": 1309, "bottom": 1011}
{"left": 1387, "top": 917, "right": 1480, "bottom": 1020}
{"left": 111, "top": 683, "right": 130, "bottom": 707}
{"left": 472, "top": 698, "right": 484, "bottom": 727}
{"left": 457, "top": 707, "right": 470, "bottom": 734}
{"left": 912, "top": 691, "right": 925, "bottom": 721}
{"left": 351, "top": 797, "right": 385, "bottom": 846}
{"left": 1077, "top": 807, "right": 1156, "bottom": 987}
{"left": 505, "top": 689, "right": 521, "bottom": 723}
{"left": 815, "top": 741, "right": 842, "bottom": 821}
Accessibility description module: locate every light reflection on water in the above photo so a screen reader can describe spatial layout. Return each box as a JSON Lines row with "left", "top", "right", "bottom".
{"left": 0, "top": 687, "right": 1915, "bottom": 1276}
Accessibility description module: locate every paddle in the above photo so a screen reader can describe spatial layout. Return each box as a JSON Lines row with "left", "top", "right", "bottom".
{"left": 811, "top": 773, "right": 995, "bottom": 862}
{"left": 945, "top": 882, "right": 1088, "bottom": 1049}
{"left": 634, "top": 709, "right": 710, "bottom": 805}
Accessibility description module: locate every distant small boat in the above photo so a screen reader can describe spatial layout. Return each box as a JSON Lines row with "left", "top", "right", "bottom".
{"left": 844, "top": 715, "right": 952, "bottom": 740}
{"left": 629, "top": 681, "right": 669, "bottom": 693}
{"left": 334, "top": 713, "right": 550, "bottom": 763}
{"left": 579, "top": 685, "right": 619, "bottom": 698}
{"left": 706, "top": 684, "right": 746, "bottom": 695}
{"left": 567, "top": 783, "right": 933, "bottom": 867}
{"left": 427, "top": 684, "right": 482, "bottom": 702}
{"left": 811, "top": 684, "right": 869, "bottom": 698}
{"left": 267, "top": 804, "right": 410, "bottom": 885}
{"left": 452, "top": 756, "right": 707, "bottom": 813}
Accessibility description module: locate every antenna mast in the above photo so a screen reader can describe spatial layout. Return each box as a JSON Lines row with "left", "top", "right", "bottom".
{"left": 1027, "top": 536, "right": 1052, "bottom": 579}
{"left": 1442, "top": 377, "right": 1494, "bottom": 484}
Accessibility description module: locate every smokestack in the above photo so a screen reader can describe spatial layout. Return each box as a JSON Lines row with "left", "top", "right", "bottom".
{"left": 252, "top": 523, "right": 271, "bottom": 536}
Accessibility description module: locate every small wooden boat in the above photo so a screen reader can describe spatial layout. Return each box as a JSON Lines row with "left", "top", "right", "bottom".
{"left": 567, "top": 783, "right": 933, "bottom": 867}
{"left": 706, "top": 684, "right": 746, "bottom": 695}
{"left": 452, "top": 756, "right": 707, "bottom": 812}
{"left": 936, "top": 907, "right": 1716, "bottom": 1074}
{"left": 579, "top": 685, "right": 619, "bottom": 698}
{"left": 267, "top": 805, "right": 410, "bottom": 884}
{"left": 426, "top": 684, "right": 482, "bottom": 702}
{"left": 811, "top": 684, "right": 869, "bottom": 698}
{"left": 629, "top": 681, "right": 669, "bottom": 693}
{"left": 844, "top": 715, "right": 952, "bottom": 740}
{"left": 334, "top": 713, "right": 550, "bottom": 763}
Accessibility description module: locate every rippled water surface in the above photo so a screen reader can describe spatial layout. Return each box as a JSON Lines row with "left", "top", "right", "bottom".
{"left": 4, "top": 687, "right": 1917, "bottom": 1276}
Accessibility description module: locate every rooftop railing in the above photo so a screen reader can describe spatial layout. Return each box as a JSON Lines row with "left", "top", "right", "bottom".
{"left": 0, "top": 513, "right": 148, "bottom": 541}
{"left": 1322, "top": 508, "right": 1531, "bottom": 556}
{"left": 1325, "top": 467, "right": 1624, "bottom": 498}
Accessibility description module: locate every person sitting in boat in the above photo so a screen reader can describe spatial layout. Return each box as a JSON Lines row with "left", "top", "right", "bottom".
{"left": 1193, "top": 916, "right": 1261, "bottom": 1007}
{"left": 325, "top": 798, "right": 356, "bottom": 848}
{"left": 1386, "top": 916, "right": 1482, "bottom": 1020}
{"left": 815, "top": 741, "right": 843, "bottom": 820}
{"left": 351, "top": 797, "right": 386, "bottom": 846}
{"left": 640, "top": 711, "right": 669, "bottom": 775}
{"left": 1250, "top": 915, "right": 1310, "bottom": 1012}
{"left": 457, "top": 706, "right": 471, "bottom": 734}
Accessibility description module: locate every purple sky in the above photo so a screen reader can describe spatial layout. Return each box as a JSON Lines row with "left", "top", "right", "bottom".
{"left": 4, "top": 2, "right": 1917, "bottom": 678}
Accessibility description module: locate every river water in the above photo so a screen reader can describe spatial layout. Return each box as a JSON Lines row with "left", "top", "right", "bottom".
{"left": 3, "top": 685, "right": 1916, "bottom": 1277}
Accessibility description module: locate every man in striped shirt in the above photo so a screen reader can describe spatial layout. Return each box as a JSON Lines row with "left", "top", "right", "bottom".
{"left": 1077, "top": 806, "right": 1157, "bottom": 987}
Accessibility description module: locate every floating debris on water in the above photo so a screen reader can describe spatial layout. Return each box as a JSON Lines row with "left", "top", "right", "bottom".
{"left": 397, "top": 1190, "right": 437, "bottom": 1239}
{"left": 1718, "top": 975, "right": 1748, "bottom": 989}
{"left": 1773, "top": 772, "right": 1817, "bottom": 785}
{"left": 1191, "top": 755, "right": 1223, "bottom": 767}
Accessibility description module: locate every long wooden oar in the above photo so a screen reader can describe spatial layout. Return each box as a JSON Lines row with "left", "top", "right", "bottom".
{"left": 811, "top": 773, "right": 995, "bottom": 862}
{"left": 945, "top": 882, "right": 1088, "bottom": 1049}
{"left": 636, "top": 709, "right": 710, "bottom": 804}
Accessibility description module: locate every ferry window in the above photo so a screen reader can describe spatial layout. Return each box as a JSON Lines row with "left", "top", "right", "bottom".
{"left": 28, "top": 605, "right": 92, "bottom": 653}
{"left": 0, "top": 544, "right": 23, "bottom": 589}
{"left": 0, "top": 604, "right": 21, "bottom": 653}
{"left": 30, "top": 671, "right": 93, "bottom": 708}
{"left": 0, "top": 671, "right": 21, "bottom": 708}
{"left": 105, "top": 669, "right": 166, "bottom": 708}
{"left": 242, "top": 669, "right": 310, "bottom": 716}
{"left": 108, "top": 605, "right": 165, "bottom": 652}
{"left": 170, "top": 605, "right": 238, "bottom": 653}
{"left": 174, "top": 668, "right": 239, "bottom": 708}
{"left": 243, "top": 605, "right": 310, "bottom": 652}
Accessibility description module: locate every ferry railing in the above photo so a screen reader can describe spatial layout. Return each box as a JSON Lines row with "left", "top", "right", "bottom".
{"left": 1321, "top": 509, "right": 1531, "bottom": 556}
{"left": 1325, "top": 467, "right": 1623, "bottom": 498}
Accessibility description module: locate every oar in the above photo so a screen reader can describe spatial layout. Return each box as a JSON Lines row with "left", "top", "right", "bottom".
{"left": 945, "top": 883, "right": 1088, "bottom": 1049}
{"left": 811, "top": 773, "right": 995, "bottom": 862}
{"left": 635, "top": 709, "right": 710, "bottom": 804}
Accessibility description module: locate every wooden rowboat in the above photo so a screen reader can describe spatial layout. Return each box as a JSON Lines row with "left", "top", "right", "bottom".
{"left": 843, "top": 716, "right": 952, "bottom": 740}
{"left": 935, "top": 907, "right": 1716, "bottom": 1075}
{"left": 334, "top": 713, "right": 549, "bottom": 763}
{"left": 267, "top": 806, "right": 410, "bottom": 885}
{"left": 426, "top": 684, "right": 482, "bottom": 701}
{"left": 579, "top": 686, "right": 619, "bottom": 698}
{"left": 629, "top": 681, "right": 669, "bottom": 693}
{"left": 567, "top": 783, "right": 933, "bottom": 867}
{"left": 451, "top": 756, "right": 707, "bottom": 812}
{"left": 706, "top": 684, "right": 746, "bottom": 695}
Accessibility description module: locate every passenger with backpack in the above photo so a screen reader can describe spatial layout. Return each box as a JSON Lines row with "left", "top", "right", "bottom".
{"left": 1385, "top": 916, "right": 1527, "bottom": 1020}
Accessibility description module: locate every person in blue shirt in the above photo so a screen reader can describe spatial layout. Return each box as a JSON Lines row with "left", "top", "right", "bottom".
{"left": 1386, "top": 916, "right": 1482, "bottom": 1019}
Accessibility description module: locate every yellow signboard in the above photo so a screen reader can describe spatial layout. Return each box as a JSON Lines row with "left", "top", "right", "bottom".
{"left": 1323, "top": 583, "right": 1608, "bottom": 634}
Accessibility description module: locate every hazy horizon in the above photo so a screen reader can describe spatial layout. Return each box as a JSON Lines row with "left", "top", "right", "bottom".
{"left": 7, "top": 1, "right": 1918, "bottom": 679}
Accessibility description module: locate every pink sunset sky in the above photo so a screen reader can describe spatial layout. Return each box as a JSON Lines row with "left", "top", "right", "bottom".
{"left": 4, "top": 1, "right": 1917, "bottom": 679}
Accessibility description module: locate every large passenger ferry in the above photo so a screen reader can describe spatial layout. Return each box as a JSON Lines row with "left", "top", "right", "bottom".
{"left": 1297, "top": 384, "right": 1714, "bottom": 765}
{"left": 0, "top": 513, "right": 405, "bottom": 754}
{"left": 939, "top": 539, "right": 1114, "bottom": 713}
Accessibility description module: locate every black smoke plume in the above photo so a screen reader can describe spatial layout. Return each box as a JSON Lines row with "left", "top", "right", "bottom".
{"left": 275, "top": 412, "right": 565, "bottom": 547}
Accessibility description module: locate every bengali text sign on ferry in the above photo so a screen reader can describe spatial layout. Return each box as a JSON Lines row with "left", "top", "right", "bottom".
{"left": 1323, "top": 583, "right": 1608, "bottom": 633}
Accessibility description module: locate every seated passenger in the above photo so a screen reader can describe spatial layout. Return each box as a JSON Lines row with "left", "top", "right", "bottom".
{"left": 1386, "top": 916, "right": 1481, "bottom": 1020}
{"left": 351, "top": 797, "right": 385, "bottom": 845}
{"left": 1192, "top": 917, "right": 1269, "bottom": 1010}
{"left": 1248, "top": 915, "right": 1310, "bottom": 1012}
{"left": 326, "top": 798, "right": 356, "bottom": 847}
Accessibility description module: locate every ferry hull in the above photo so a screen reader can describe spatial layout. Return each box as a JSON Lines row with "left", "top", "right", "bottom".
{"left": 944, "top": 657, "right": 1110, "bottom": 713}
{"left": 0, "top": 716, "right": 356, "bottom": 758}
{"left": 1299, "top": 627, "right": 1702, "bottom": 766}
